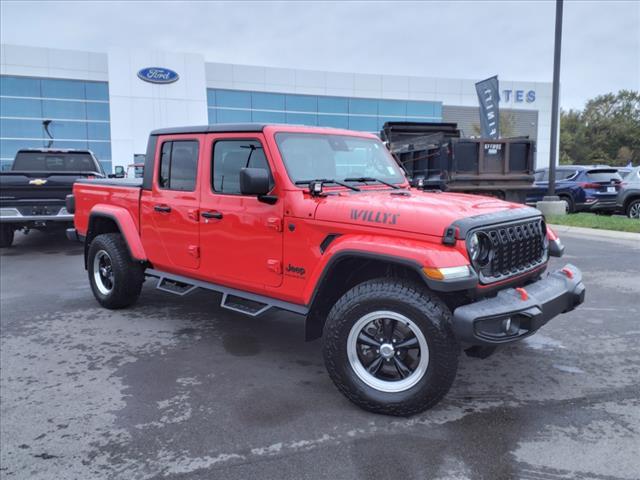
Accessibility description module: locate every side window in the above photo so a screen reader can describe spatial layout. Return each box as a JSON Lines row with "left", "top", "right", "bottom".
{"left": 158, "top": 140, "right": 198, "bottom": 191}
{"left": 557, "top": 170, "right": 576, "bottom": 180}
{"left": 212, "top": 140, "right": 273, "bottom": 194}
{"left": 534, "top": 170, "right": 547, "bottom": 181}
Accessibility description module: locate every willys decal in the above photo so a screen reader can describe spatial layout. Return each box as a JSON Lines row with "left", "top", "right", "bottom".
{"left": 350, "top": 209, "right": 400, "bottom": 225}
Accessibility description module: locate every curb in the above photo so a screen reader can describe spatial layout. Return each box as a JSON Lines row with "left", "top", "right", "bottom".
{"left": 549, "top": 224, "right": 640, "bottom": 242}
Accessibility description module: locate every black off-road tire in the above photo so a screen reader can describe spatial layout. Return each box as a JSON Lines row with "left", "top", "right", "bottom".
{"left": 322, "top": 278, "right": 459, "bottom": 416}
{"left": 88, "top": 233, "right": 144, "bottom": 309}
{"left": 0, "top": 225, "right": 15, "bottom": 248}
{"left": 626, "top": 199, "right": 640, "bottom": 219}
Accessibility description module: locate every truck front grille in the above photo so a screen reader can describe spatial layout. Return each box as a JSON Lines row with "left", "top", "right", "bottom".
{"left": 478, "top": 219, "right": 546, "bottom": 282}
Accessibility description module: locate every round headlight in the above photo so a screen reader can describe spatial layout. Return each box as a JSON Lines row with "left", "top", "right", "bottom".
{"left": 468, "top": 233, "right": 480, "bottom": 261}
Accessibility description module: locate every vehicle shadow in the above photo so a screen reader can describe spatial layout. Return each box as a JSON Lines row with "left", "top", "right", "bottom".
{"left": 0, "top": 229, "right": 83, "bottom": 257}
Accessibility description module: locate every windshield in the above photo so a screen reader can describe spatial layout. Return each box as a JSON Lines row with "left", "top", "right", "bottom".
{"left": 275, "top": 133, "right": 406, "bottom": 185}
{"left": 12, "top": 151, "right": 101, "bottom": 173}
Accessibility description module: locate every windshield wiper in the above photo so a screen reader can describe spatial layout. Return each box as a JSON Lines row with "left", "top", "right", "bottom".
{"left": 295, "top": 179, "right": 360, "bottom": 192}
{"left": 343, "top": 176, "right": 400, "bottom": 189}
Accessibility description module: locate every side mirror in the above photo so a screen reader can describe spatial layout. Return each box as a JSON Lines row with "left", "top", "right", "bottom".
{"left": 112, "top": 165, "right": 125, "bottom": 178}
{"left": 240, "top": 168, "right": 271, "bottom": 196}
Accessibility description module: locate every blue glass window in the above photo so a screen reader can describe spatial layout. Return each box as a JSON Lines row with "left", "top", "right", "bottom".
{"left": 84, "top": 82, "right": 109, "bottom": 101}
{"left": 87, "top": 122, "right": 110, "bottom": 140}
{"left": 216, "top": 90, "right": 251, "bottom": 108}
{"left": 1, "top": 139, "right": 45, "bottom": 159}
{"left": 433, "top": 103, "right": 442, "bottom": 119}
{"left": 207, "top": 108, "right": 217, "bottom": 124}
{"left": 86, "top": 102, "right": 110, "bottom": 121}
{"left": 317, "top": 115, "right": 349, "bottom": 129}
{"left": 378, "top": 116, "right": 406, "bottom": 130}
{"left": 89, "top": 141, "right": 111, "bottom": 160}
{"left": 349, "top": 98, "right": 377, "bottom": 115}
{"left": 50, "top": 139, "right": 89, "bottom": 150}
{"left": 286, "top": 94, "right": 317, "bottom": 112}
{"left": 0, "top": 118, "right": 44, "bottom": 138}
{"left": 406, "top": 101, "right": 434, "bottom": 117}
{"left": 318, "top": 96, "right": 348, "bottom": 114}
{"left": 99, "top": 160, "right": 112, "bottom": 173}
{"left": 348, "top": 116, "right": 378, "bottom": 131}
{"left": 378, "top": 100, "right": 406, "bottom": 116}
{"left": 207, "top": 89, "right": 216, "bottom": 106}
{"left": 0, "top": 97, "right": 42, "bottom": 117}
{"left": 252, "top": 92, "right": 285, "bottom": 110}
{"left": 1, "top": 76, "right": 111, "bottom": 167}
{"left": 216, "top": 108, "right": 251, "bottom": 123}
{"left": 285, "top": 112, "right": 317, "bottom": 126}
{"left": 251, "top": 110, "right": 285, "bottom": 123}
{"left": 50, "top": 121, "right": 88, "bottom": 139}
{"left": 41, "top": 79, "right": 86, "bottom": 100}
{"left": 42, "top": 100, "right": 86, "bottom": 120}
{"left": 0, "top": 76, "right": 41, "bottom": 97}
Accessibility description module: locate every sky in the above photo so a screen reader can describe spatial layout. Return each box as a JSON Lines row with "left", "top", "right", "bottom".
{"left": 1, "top": 0, "right": 638, "bottom": 110}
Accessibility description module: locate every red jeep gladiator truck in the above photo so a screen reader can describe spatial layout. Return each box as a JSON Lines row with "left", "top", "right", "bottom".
{"left": 67, "top": 124, "right": 585, "bottom": 415}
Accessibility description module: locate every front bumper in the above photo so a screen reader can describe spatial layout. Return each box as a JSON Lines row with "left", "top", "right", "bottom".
{"left": 452, "top": 264, "right": 585, "bottom": 346}
{"left": 580, "top": 196, "right": 618, "bottom": 212}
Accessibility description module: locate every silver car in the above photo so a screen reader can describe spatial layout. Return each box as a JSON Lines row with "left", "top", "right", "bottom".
{"left": 617, "top": 166, "right": 640, "bottom": 218}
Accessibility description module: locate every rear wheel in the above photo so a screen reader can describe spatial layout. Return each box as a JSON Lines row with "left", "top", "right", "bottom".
{"left": 88, "top": 233, "right": 144, "bottom": 309}
{"left": 627, "top": 199, "right": 640, "bottom": 219}
{"left": 0, "top": 225, "right": 15, "bottom": 248}
{"left": 322, "top": 278, "right": 459, "bottom": 416}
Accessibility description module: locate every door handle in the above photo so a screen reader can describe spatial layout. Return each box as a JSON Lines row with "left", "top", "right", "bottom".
{"left": 154, "top": 204, "right": 171, "bottom": 213}
{"left": 201, "top": 211, "right": 223, "bottom": 220}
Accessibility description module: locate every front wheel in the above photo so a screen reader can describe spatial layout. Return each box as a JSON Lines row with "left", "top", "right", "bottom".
{"left": 0, "top": 225, "right": 15, "bottom": 248}
{"left": 322, "top": 278, "right": 459, "bottom": 416}
{"left": 560, "top": 195, "right": 575, "bottom": 214}
{"left": 627, "top": 199, "right": 640, "bottom": 219}
{"left": 88, "top": 233, "right": 144, "bottom": 309}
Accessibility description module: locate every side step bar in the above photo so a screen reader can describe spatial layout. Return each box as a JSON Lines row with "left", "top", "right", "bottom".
{"left": 145, "top": 268, "right": 308, "bottom": 317}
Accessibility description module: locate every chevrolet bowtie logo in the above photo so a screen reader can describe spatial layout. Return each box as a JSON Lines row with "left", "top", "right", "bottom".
{"left": 29, "top": 179, "right": 48, "bottom": 186}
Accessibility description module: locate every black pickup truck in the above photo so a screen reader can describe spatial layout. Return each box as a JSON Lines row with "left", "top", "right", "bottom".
{"left": 0, "top": 148, "right": 105, "bottom": 247}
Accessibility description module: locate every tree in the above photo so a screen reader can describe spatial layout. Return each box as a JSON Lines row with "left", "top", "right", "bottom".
{"left": 560, "top": 90, "right": 640, "bottom": 166}
{"left": 471, "top": 111, "right": 517, "bottom": 138}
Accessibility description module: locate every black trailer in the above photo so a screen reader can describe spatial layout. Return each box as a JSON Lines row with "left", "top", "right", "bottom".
{"left": 381, "top": 122, "right": 536, "bottom": 203}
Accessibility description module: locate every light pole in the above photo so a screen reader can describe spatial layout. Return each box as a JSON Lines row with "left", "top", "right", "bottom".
{"left": 547, "top": 0, "right": 563, "bottom": 199}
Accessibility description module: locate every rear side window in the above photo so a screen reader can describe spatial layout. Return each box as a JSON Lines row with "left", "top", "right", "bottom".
{"left": 586, "top": 170, "right": 621, "bottom": 182}
{"left": 557, "top": 170, "right": 577, "bottom": 180}
{"left": 158, "top": 140, "right": 199, "bottom": 191}
{"left": 212, "top": 140, "right": 273, "bottom": 194}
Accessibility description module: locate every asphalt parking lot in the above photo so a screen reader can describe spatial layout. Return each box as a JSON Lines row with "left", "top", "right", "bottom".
{"left": 1, "top": 230, "right": 639, "bottom": 480}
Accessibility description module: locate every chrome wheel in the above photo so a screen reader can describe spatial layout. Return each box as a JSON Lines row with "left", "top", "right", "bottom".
{"left": 629, "top": 201, "right": 640, "bottom": 219}
{"left": 347, "top": 310, "right": 429, "bottom": 393}
{"left": 93, "top": 250, "right": 114, "bottom": 295}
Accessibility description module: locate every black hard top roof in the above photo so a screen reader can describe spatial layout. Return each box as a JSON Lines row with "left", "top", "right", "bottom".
{"left": 150, "top": 123, "right": 267, "bottom": 136}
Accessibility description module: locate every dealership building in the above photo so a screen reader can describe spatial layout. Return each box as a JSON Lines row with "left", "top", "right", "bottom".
{"left": 1, "top": 44, "right": 554, "bottom": 173}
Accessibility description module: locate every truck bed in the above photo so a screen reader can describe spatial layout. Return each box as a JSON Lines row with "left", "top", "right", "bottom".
{"left": 73, "top": 179, "right": 142, "bottom": 236}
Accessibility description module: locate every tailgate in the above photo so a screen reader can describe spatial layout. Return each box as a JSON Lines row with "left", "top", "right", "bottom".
{"left": 0, "top": 172, "right": 92, "bottom": 204}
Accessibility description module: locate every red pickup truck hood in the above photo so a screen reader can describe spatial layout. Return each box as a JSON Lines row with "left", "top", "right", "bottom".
{"left": 314, "top": 189, "right": 533, "bottom": 238}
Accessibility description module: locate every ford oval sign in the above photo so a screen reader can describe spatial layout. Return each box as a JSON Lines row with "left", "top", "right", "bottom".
{"left": 137, "top": 67, "right": 179, "bottom": 84}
